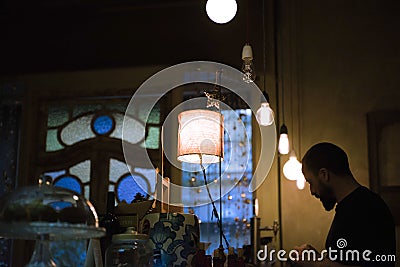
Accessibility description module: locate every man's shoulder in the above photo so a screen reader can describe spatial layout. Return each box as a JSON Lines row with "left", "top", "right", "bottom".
{"left": 339, "top": 186, "right": 389, "bottom": 212}
{"left": 335, "top": 186, "right": 394, "bottom": 231}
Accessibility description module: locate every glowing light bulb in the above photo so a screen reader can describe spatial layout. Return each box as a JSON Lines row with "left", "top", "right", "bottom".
{"left": 242, "top": 44, "right": 256, "bottom": 83}
{"left": 283, "top": 150, "right": 302, "bottom": 181}
{"left": 254, "top": 198, "right": 259, "bottom": 216}
{"left": 206, "top": 0, "right": 237, "bottom": 24}
{"left": 256, "top": 102, "right": 274, "bottom": 126}
{"left": 296, "top": 175, "right": 306, "bottom": 190}
{"left": 278, "top": 124, "right": 289, "bottom": 154}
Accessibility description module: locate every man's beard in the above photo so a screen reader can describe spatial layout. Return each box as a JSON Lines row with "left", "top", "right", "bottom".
{"left": 321, "top": 196, "right": 336, "bottom": 211}
{"left": 319, "top": 184, "right": 336, "bottom": 211}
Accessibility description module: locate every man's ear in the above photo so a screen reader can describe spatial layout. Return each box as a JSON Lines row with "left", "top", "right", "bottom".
{"left": 318, "top": 168, "right": 329, "bottom": 182}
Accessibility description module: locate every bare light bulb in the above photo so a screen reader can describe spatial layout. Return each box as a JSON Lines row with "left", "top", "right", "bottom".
{"left": 254, "top": 198, "right": 259, "bottom": 217}
{"left": 242, "top": 44, "right": 256, "bottom": 83}
{"left": 278, "top": 124, "right": 289, "bottom": 154}
{"left": 206, "top": 0, "right": 237, "bottom": 24}
{"left": 256, "top": 103, "right": 274, "bottom": 126}
{"left": 296, "top": 175, "right": 306, "bottom": 190}
{"left": 283, "top": 150, "right": 302, "bottom": 181}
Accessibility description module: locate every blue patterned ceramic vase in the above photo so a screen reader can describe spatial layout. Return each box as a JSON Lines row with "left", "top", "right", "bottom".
{"left": 140, "top": 213, "right": 200, "bottom": 267}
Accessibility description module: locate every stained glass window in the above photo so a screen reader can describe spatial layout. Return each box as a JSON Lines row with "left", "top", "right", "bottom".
{"left": 41, "top": 99, "right": 161, "bottom": 266}
{"left": 45, "top": 101, "right": 160, "bottom": 152}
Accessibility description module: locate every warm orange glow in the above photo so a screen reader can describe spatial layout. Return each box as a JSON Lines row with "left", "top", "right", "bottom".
{"left": 177, "top": 109, "right": 224, "bottom": 164}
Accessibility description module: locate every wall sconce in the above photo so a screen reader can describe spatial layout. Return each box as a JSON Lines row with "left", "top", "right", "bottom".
{"left": 206, "top": 0, "right": 237, "bottom": 24}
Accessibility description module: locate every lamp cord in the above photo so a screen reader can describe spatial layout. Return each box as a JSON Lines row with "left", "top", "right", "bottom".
{"left": 200, "top": 160, "right": 230, "bottom": 249}
{"left": 262, "top": 0, "right": 267, "bottom": 95}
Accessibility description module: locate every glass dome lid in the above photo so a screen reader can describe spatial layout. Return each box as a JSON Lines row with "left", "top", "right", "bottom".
{"left": 0, "top": 176, "right": 105, "bottom": 240}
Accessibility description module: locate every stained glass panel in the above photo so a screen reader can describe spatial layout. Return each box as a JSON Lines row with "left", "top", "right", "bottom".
{"left": 109, "top": 159, "right": 130, "bottom": 184}
{"left": 137, "top": 103, "right": 160, "bottom": 124}
{"left": 54, "top": 176, "right": 82, "bottom": 194}
{"left": 109, "top": 113, "right": 124, "bottom": 140}
{"left": 60, "top": 115, "right": 95, "bottom": 145}
{"left": 109, "top": 161, "right": 157, "bottom": 202}
{"left": 121, "top": 116, "right": 146, "bottom": 144}
{"left": 134, "top": 167, "right": 157, "bottom": 195}
{"left": 70, "top": 160, "right": 91, "bottom": 184}
{"left": 117, "top": 174, "right": 149, "bottom": 203}
{"left": 46, "top": 129, "right": 64, "bottom": 152}
{"left": 93, "top": 115, "right": 114, "bottom": 135}
{"left": 147, "top": 105, "right": 160, "bottom": 124}
{"left": 143, "top": 126, "right": 160, "bottom": 149}
{"left": 47, "top": 106, "right": 69, "bottom": 128}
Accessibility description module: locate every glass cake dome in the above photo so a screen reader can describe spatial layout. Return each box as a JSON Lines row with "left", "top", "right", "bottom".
{"left": 0, "top": 176, "right": 105, "bottom": 240}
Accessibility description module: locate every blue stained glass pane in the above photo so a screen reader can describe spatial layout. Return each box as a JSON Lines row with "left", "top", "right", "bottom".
{"left": 54, "top": 176, "right": 82, "bottom": 194}
{"left": 117, "top": 175, "right": 148, "bottom": 204}
{"left": 93, "top": 115, "right": 114, "bottom": 135}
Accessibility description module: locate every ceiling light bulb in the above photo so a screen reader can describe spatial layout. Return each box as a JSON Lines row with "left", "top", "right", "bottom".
{"left": 296, "top": 175, "right": 306, "bottom": 190}
{"left": 254, "top": 198, "right": 259, "bottom": 217}
{"left": 206, "top": 0, "right": 237, "bottom": 24}
{"left": 283, "top": 150, "right": 302, "bottom": 181}
{"left": 256, "top": 102, "right": 274, "bottom": 126}
{"left": 242, "top": 44, "right": 256, "bottom": 83}
{"left": 278, "top": 124, "right": 289, "bottom": 154}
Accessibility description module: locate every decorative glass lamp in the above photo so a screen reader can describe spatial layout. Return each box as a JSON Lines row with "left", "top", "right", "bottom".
{"left": 177, "top": 109, "right": 224, "bottom": 164}
{"left": 0, "top": 176, "right": 105, "bottom": 267}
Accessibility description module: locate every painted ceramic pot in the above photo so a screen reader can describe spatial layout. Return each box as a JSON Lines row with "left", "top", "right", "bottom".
{"left": 140, "top": 213, "right": 200, "bottom": 267}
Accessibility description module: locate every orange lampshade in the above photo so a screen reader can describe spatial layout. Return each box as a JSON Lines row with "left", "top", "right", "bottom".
{"left": 177, "top": 109, "right": 224, "bottom": 164}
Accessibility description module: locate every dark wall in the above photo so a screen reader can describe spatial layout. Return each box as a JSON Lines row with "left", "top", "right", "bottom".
{"left": 0, "top": 0, "right": 267, "bottom": 75}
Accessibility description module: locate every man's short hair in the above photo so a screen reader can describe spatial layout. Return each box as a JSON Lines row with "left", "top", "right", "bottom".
{"left": 302, "top": 142, "right": 352, "bottom": 176}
